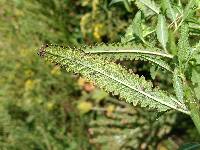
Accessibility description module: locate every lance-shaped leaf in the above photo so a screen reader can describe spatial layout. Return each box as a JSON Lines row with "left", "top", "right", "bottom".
{"left": 183, "top": 0, "right": 198, "bottom": 21}
{"left": 121, "top": 11, "right": 144, "bottom": 43}
{"left": 156, "top": 15, "right": 168, "bottom": 52}
{"left": 173, "top": 68, "right": 184, "bottom": 103}
{"left": 83, "top": 43, "right": 173, "bottom": 72}
{"left": 39, "top": 44, "right": 189, "bottom": 114}
{"left": 162, "top": 0, "right": 178, "bottom": 29}
{"left": 109, "top": 0, "right": 124, "bottom": 6}
{"left": 178, "top": 143, "right": 200, "bottom": 150}
{"left": 110, "top": 0, "right": 132, "bottom": 12}
{"left": 178, "top": 24, "right": 190, "bottom": 66}
{"left": 137, "top": 0, "right": 160, "bottom": 14}
{"left": 132, "top": 11, "right": 145, "bottom": 43}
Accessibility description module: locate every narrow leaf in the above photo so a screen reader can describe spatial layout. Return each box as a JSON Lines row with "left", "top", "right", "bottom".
{"left": 39, "top": 44, "right": 189, "bottom": 114}
{"left": 168, "top": 30, "right": 177, "bottom": 55}
{"left": 137, "top": 0, "right": 160, "bottom": 14}
{"left": 132, "top": 11, "right": 145, "bottom": 42}
{"left": 178, "top": 143, "right": 200, "bottom": 150}
{"left": 121, "top": 11, "right": 144, "bottom": 43}
{"left": 109, "top": 0, "right": 124, "bottom": 6}
{"left": 110, "top": 0, "right": 132, "bottom": 12}
{"left": 173, "top": 68, "right": 184, "bottom": 103}
{"left": 156, "top": 15, "right": 168, "bottom": 52}
{"left": 178, "top": 24, "right": 190, "bottom": 67}
{"left": 183, "top": 0, "right": 198, "bottom": 21}
{"left": 83, "top": 43, "right": 173, "bottom": 72}
{"left": 162, "top": 0, "right": 178, "bottom": 28}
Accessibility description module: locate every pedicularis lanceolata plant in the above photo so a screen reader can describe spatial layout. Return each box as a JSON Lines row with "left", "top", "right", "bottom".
{"left": 39, "top": 0, "right": 200, "bottom": 135}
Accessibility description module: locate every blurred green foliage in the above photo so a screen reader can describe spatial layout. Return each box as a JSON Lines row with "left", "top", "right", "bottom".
{"left": 80, "top": 0, "right": 130, "bottom": 42}
{"left": 0, "top": 0, "right": 199, "bottom": 149}
{"left": 0, "top": 0, "right": 90, "bottom": 149}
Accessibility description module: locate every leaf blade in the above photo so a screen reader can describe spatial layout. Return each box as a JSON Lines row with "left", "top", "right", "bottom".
{"left": 178, "top": 24, "right": 190, "bottom": 68}
{"left": 156, "top": 14, "right": 168, "bottom": 52}
{"left": 83, "top": 43, "right": 173, "bottom": 72}
{"left": 173, "top": 68, "right": 184, "bottom": 103}
{"left": 162, "top": 0, "right": 178, "bottom": 28}
{"left": 137, "top": 0, "right": 160, "bottom": 14}
{"left": 39, "top": 44, "right": 189, "bottom": 114}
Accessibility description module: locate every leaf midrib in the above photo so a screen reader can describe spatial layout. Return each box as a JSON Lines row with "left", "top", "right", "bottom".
{"left": 85, "top": 49, "right": 173, "bottom": 58}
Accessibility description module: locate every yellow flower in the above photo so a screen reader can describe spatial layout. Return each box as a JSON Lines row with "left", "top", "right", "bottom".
{"left": 47, "top": 102, "right": 54, "bottom": 111}
{"left": 82, "top": 0, "right": 91, "bottom": 6}
{"left": 77, "top": 101, "right": 93, "bottom": 114}
{"left": 25, "top": 79, "right": 35, "bottom": 91}
{"left": 93, "top": 23, "right": 105, "bottom": 41}
{"left": 92, "top": 0, "right": 100, "bottom": 12}
{"left": 77, "top": 77, "right": 86, "bottom": 87}
{"left": 106, "top": 105, "right": 115, "bottom": 115}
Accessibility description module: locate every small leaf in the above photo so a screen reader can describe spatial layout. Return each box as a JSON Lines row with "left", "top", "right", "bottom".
{"left": 109, "top": 0, "right": 124, "bottom": 6}
{"left": 156, "top": 14, "right": 168, "bottom": 52}
{"left": 121, "top": 11, "right": 144, "bottom": 43}
{"left": 192, "top": 41, "right": 200, "bottom": 64}
{"left": 168, "top": 29, "right": 177, "bottom": 55}
{"left": 173, "top": 68, "right": 183, "bottom": 103}
{"left": 110, "top": 0, "right": 132, "bottom": 12}
{"left": 137, "top": 0, "right": 160, "bottom": 14}
{"left": 178, "top": 24, "right": 190, "bottom": 67}
{"left": 132, "top": 11, "right": 145, "bottom": 43}
{"left": 162, "top": 0, "right": 178, "bottom": 29}
{"left": 191, "top": 68, "right": 200, "bottom": 99}
{"left": 150, "top": 66, "right": 158, "bottom": 80}
{"left": 178, "top": 143, "right": 200, "bottom": 150}
{"left": 182, "top": 0, "right": 198, "bottom": 21}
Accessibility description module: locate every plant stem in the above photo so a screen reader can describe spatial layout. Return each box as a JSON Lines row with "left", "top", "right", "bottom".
{"left": 189, "top": 101, "right": 200, "bottom": 134}
{"left": 184, "top": 84, "right": 200, "bottom": 134}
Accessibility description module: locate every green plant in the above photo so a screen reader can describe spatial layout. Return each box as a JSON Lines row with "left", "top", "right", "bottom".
{"left": 0, "top": 0, "right": 95, "bottom": 149}
{"left": 39, "top": 0, "right": 200, "bottom": 143}
{"left": 80, "top": 0, "right": 130, "bottom": 42}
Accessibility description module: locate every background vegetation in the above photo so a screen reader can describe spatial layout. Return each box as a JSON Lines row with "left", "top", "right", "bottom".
{"left": 0, "top": 0, "right": 199, "bottom": 149}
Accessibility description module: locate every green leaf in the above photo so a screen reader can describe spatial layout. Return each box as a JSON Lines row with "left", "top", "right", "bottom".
{"left": 162, "top": 0, "right": 178, "bottom": 29}
{"left": 156, "top": 14, "right": 168, "bottom": 52}
{"left": 177, "top": 24, "right": 190, "bottom": 67}
{"left": 173, "top": 68, "right": 184, "bottom": 103}
{"left": 191, "top": 67, "right": 200, "bottom": 99}
{"left": 39, "top": 44, "right": 189, "bottom": 114}
{"left": 178, "top": 143, "right": 200, "bottom": 150}
{"left": 137, "top": 0, "right": 160, "bottom": 14}
{"left": 132, "top": 11, "right": 145, "bottom": 42}
{"left": 121, "top": 11, "right": 144, "bottom": 43}
{"left": 168, "top": 30, "right": 177, "bottom": 55}
{"left": 150, "top": 66, "right": 158, "bottom": 80}
{"left": 110, "top": 0, "right": 132, "bottom": 12}
{"left": 109, "top": 0, "right": 124, "bottom": 6}
{"left": 192, "top": 41, "right": 200, "bottom": 64}
{"left": 83, "top": 43, "right": 173, "bottom": 72}
{"left": 183, "top": 0, "right": 198, "bottom": 21}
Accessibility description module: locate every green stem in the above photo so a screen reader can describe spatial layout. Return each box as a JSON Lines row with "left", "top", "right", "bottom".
{"left": 184, "top": 84, "right": 200, "bottom": 134}
{"left": 189, "top": 101, "right": 200, "bottom": 134}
